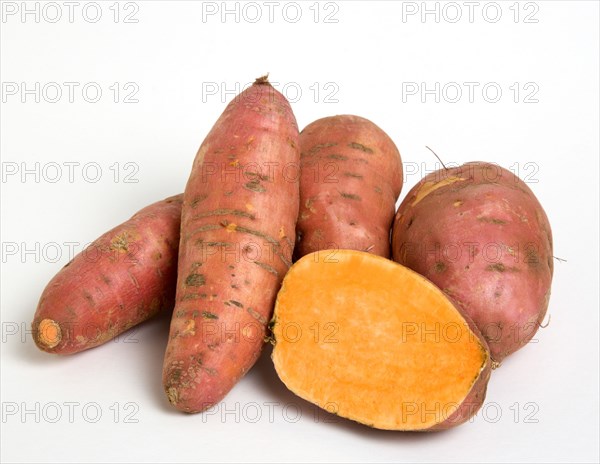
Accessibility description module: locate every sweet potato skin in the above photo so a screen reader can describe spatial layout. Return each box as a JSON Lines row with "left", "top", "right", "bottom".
{"left": 163, "top": 78, "right": 300, "bottom": 413}
{"left": 392, "top": 162, "right": 553, "bottom": 362}
{"left": 295, "top": 115, "right": 402, "bottom": 259}
{"left": 32, "top": 195, "right": 183, "bottom": 355}
{"left": 431, "top": 314, "right": 492, "bottom": 430}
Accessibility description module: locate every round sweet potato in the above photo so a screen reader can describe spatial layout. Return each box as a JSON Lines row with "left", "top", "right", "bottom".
{"left": 295, "top": 115, "right": 402, "bottom": 259}
{"left": 391, "top": 162, "right": 553, "bottom": 363}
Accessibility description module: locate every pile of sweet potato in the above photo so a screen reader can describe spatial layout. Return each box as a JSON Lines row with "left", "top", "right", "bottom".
{"left": 32, "top": 76, "right": 553, "bottom": 431}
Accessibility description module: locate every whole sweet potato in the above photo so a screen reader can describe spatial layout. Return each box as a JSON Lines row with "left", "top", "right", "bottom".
{"left": 163, "top": 76, "right": 300, "bottom": 413}
{"left": 392, "top": 162, "right": 553, "bottom": 363}
{"left": 272, "top": 250, "right": 491, "bottom": 430}
{"left": 32, "top": 194, "right": 182, "bottom": 355}
{"left": 295, "top": 115, "right": 403, "bottom": 259}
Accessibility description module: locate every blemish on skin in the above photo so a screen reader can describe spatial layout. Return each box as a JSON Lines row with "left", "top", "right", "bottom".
{"left": 191, "top": 194, "right": 209, "bottom": 208}
{"left": 185, "top": 273, "right": 206, "bottom": 287}
{"left": 434, "top": 262, "right": 447, "bottom": 273}
{"left": 83, "top": 292, "right": 95, "bottom": 306}
{"left": 340, "top": 192, "right": 361, "bottom": 201}
{"left": 181, "top": 319, "right": 196, "bottom": 336}
{"left": 453, "top": 200, "right": 463, "bottom": 207}
{"left": 247, "top": 307, "right": 267, "bottom": 324}
{"left": 110, "top": 232, "right": 134, "bottom": 252}
{"left": 477, "top": 216, "right": 507, "bottom": 225}
{"left": 344, "top": 172, "right": 363, "bottom": 179}
{"left": 202, "top": 311, "right": 218, "bottom": 319}
{"left": 486, "top": 263, "right": 520, "bottom": 273}
{"left": 224, "top": 222, "right": 238, "bottom": 232}
{"left": 348, "top": 142, "right": 374, "bottom": 153}
{"left": 245, "top": 180, "right": 266, "bottom": 193}
{"left": 412, "top": 177, "right": 466, "bottom": 206}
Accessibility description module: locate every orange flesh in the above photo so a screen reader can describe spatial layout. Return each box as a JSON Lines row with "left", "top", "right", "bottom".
{"left": 271, "top": 250, "right": 487, "bottom": 430}
{"left": 37, "top": 319, "right": 61, "bottom": 348}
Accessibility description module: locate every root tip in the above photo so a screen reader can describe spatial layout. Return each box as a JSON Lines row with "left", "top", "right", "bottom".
{"left": 35, "top": 319, "right": 62, "bottom": 349}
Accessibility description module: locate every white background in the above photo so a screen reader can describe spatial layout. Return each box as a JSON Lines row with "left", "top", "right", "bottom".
{"left": 1, "top": 1, "right": 599, "bottom": 463}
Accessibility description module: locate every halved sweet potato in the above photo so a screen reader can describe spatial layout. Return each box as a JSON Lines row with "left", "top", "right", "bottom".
{"left": 271, "top": 250, "right": 491, "bottom": 431}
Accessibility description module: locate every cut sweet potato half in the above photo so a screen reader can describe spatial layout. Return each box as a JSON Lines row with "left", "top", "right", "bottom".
{"left": 271, "top": 250, "right": 491, "bottom": 431}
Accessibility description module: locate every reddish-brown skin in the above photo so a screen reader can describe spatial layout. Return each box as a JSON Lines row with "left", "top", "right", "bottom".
{"left": 430, "top": 314, "right": 492, "bottom": 430}
{"left": 32, "top": 194, "right": 182, "bottom": 355}
{"left": 163, "top": 77, "right": 300, "bottom": 413}
{"left": 295, "top": 115, "right": 403, "bottom": 259}
{"left": 392, "top": 162, "right": 553, "bottom": 363}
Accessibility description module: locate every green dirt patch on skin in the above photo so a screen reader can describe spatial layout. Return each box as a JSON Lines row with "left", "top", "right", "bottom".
{"left": 486, "top": 263, "right": 520, "bottom": 273}
{"left": 202, "top": 311, "right": 218, "bottom": 319}
{"left": 344, "top": 172, "right": 363, "bottom": 179}
{"left": 340, "top": 192, "right": 362, "bottom": 201}
{"left": 246, "top": 172, "right": 270, "bottom": 182}
{"left": 228, "top": 300, "right": 243, "bottom": 308}
{"left": 253, "top": 260, "right": 279, "bottom": 276}
{"left": 434, "top": 262, "right": 447, "bottom": 273}
{"left": 192, "top": 209, "right": 256, "bottom": 220}
{"left": 308, "top": 142, "right": 337, "bottom": 154}
{"left": 477, "top": 217, "right": 507, "bottom": 225}
{"left": 247, "top": 307, "right": 267, "bottom": 324}
{"left": 348, "top": 142, "right": 374, "bottom": 153}
{"left": 245, "top": 180, "right": 266, "bottom": 193}
{"left": 185, "top": 273, "right": 206, "bottom": 287}
{"left": 327, "top": 153, "right": 348, "bottom": 161}
{"left": 190, "top": 194, "right": 209, "bottom": 208}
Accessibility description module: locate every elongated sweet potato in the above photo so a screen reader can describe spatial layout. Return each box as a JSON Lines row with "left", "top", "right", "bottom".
{"left": 392, "top": 162, "right": 553, "bottom": 363}
{"left": 32, "top": 194, "right": 183, "bottom": 355}
{"left": 271, "top": 250, "right": 491, "bottom": 430}
{"left": 295, "top": 115, "right": 403, "bottom": 259}
{"left": 163, "top": 76, "right": 300, "bottom": 413}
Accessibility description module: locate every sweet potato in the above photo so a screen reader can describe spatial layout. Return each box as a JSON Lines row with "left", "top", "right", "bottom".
{"left": 392, "top": 162, "right": 553, "bottom": 363}
{"left": 32, "top": 194, "right": 182, "bottom": 354}
{"left": 271, "top": 250, "right": 491, "bottom": 431}
{"left": 163, "top": 76, "right": 300, "bottom": 413}
{"left": 295, "top": 115, "right": 403, "bottom": 259}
